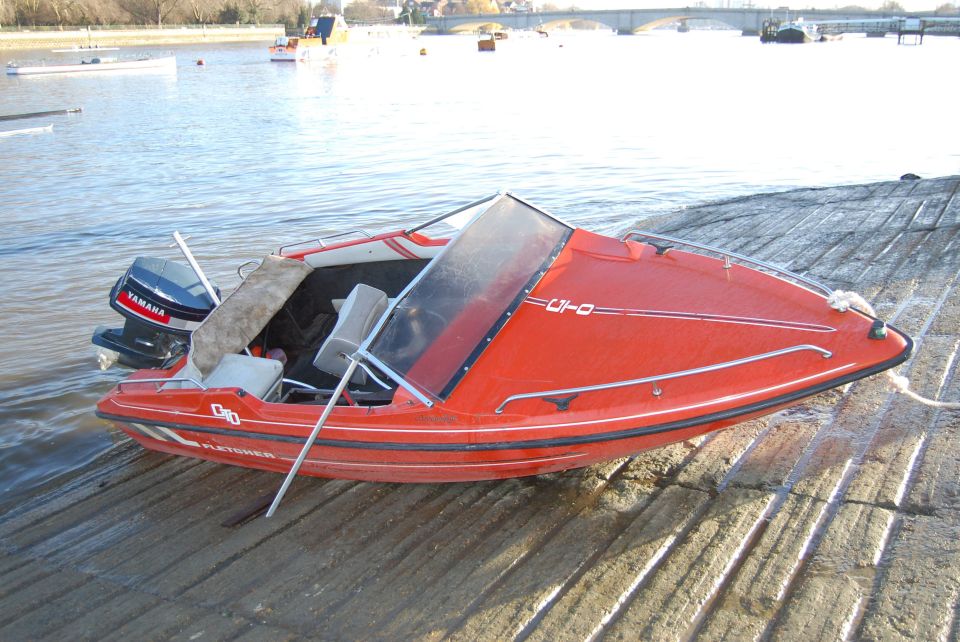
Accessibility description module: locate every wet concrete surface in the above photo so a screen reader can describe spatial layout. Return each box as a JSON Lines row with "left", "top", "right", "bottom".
{"left": 2, "top": 176, "right": 959, "bottom": 640}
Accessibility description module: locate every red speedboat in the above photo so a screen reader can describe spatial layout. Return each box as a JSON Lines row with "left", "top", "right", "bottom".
{"left": 94, "top": 194, "right": 911, "bottom": 483}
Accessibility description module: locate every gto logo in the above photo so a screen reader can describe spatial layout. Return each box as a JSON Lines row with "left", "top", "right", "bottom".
{"left": 545, "top": 298, "right": 595, "bottom": 316}
{"left": 211, "top": 403, "right": 240, "bottom": 425}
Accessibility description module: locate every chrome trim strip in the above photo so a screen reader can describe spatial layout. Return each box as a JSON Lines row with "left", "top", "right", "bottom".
{"left": 117, "top": 377, "right": 207, "bottom": 392}
{"left": 621, "top": 230, "right": 834, "bottom": 297}
{"left": 494, "top": 344, "right": 833, "bottom": 414}
{"left": 277, "top": 230, "right": 374, "bottom": 256}
{"left": 403, "top": 192, "right": 501, "bottom": 235}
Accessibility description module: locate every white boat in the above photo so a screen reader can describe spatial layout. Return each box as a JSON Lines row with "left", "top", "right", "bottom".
{"left": 51, "top": 46, "right": 120, "bottom": 53}
{"left": 0, "top": 124, "right": 53, "bottom": 137}
{"left": 270, "top": 16, "right": 422, "bottom": 62}
{"left": 6, "top": 55, "right": 176, "bottom": 76}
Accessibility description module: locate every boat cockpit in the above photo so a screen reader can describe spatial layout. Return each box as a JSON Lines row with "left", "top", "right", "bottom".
{"left": 142, "top": 194, "right": 573, "bottom": 410}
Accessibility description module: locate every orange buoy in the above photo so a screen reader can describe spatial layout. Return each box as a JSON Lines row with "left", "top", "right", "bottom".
{"left": 196, "top": 58, "right": 205, "bottom": 66}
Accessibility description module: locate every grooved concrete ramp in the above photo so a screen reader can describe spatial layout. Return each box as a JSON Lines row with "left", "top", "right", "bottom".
{"left": 2, "top": 176, "right": 959, "bottom": 641}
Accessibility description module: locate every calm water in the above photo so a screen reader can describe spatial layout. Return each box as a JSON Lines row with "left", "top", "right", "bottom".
{"left": 1, "top": 31, "right": 958, "bottom": 500}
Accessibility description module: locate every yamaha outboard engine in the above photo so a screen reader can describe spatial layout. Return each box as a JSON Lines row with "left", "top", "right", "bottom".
{"left": 92, "top": 257, "right": 218, "bottom": 370}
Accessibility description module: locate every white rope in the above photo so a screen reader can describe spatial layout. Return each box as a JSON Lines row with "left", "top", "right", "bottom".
{"left": 828, "top": 290, "right": 959, "bottom": 410}
{"left": 827, "top": 290, "right": 877, "bottom": 316}
{"left": 887, "top": 372, "right": 960, "bottom": 409}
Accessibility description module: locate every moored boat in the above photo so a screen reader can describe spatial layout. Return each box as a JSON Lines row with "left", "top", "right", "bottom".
{"left": 269, "top": 15, "right": 422, "bottom": 62}
{"left": 51, "top": 45, "right": 120, "bottom": 53}
{"left": 93, "top": 193, "right": 912, "bottom": 485}
{"left": 478, "top": 33, "right": 497, "bottom": 51}
{"left": 6, "top": 55, "right": 176, "bottom": 76}
{"left": 775, "top": 20, "right": 821, "bottom": 43}
{"left": 269, "top": 16, "right": 349, "bottom": 62}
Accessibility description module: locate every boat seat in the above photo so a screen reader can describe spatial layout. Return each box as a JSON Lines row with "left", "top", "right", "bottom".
{"left": 314, "top": 283, "right": 388, "bottom": 384}
{"left": 165, "top": 354, "right": 284, "bottom": 401}
{"left": 331, "top": 297, "right": 395, "bottom": 313}
{"left": 206, "top": 354, "right": 284, "bottom": 401}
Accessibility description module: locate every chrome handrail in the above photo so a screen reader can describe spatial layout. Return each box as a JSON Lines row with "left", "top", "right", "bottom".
{"left": 404, "top": 193, "right": 500, "bottom": 236}
{"left": 237, "top": 259, "right": 261, "bottom": 280}
{"left": 621, "top": 230, "right": 834, "bottom": 297}
{"left": 116, "top": 377, "right": 207, "bottom": 392}
{"left": 277, "top": 229, "right": 374, "bottom": 256}
{"left": 494, "top": 344, "right": 833, "bottom": 415}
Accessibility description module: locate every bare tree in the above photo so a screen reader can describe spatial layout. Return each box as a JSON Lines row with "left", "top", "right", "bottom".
{"left": 49, "top": 0, "right": 80, "bottom": 26}
{"left": 243, "top": 0, "right": 268, "bottom": 23}
{"left": 186, "top": 0, "right": 207, "bottom": 22}
{"left": 14, "top": 0, "right": 46, "bottom": 25}
{"left": 119, "top": 0, "right": 182, "bottom": 25}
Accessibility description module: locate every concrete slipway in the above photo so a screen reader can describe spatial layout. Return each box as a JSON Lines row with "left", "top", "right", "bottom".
{"left": 1, "top": 176, "right": 958, "bottom": 641}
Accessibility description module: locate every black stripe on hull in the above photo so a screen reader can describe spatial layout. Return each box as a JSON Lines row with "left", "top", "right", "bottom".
{"left": 98, "top": 326, "right": 911, "bottom": 455}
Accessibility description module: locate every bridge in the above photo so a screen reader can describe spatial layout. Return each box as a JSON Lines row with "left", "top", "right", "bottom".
{"left": 425, "top": 7, "right": 943, "bottom": 35}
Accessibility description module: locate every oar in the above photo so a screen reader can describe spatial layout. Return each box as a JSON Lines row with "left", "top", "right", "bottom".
{"left": 0, "top": 107, "right": 81, "bottom": 122}
{"left": 266, "top": 358, "right": 359, "bottom": 517}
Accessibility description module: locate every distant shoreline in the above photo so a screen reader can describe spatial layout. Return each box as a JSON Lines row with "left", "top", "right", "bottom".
{"left": 0, "top": 25, "right": 283, "bottom": 50}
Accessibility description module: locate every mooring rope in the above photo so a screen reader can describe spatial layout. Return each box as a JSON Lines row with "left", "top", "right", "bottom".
{"left": 828, "top": 290, "right": 960, "bottom": 410}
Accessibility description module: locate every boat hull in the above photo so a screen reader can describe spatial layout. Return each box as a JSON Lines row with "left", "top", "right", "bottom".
{"left": 97, "top": 319, "right": 910, "bottom": 483}
{"left": 776, "top": 27, "right": 818, "bottom": 43}
{"left": 98, "top": 348, "right": 907, "bottom": 483}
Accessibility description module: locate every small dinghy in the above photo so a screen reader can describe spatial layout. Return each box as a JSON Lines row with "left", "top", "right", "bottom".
{"left": 93, "top": 194, "right": 912, "bottom": 487}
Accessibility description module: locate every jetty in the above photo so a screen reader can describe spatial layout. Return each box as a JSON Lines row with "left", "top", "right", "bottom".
{"left": 1, "top": 176, "right": 958, "bottom": 640}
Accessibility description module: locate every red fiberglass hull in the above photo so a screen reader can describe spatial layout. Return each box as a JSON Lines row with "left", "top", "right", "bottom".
{"left": 96, "top": 227, "right": 911, "bottom": 483}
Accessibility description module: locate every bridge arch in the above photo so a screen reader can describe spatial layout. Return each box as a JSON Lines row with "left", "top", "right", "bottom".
{"left": 447, "top": 20, "right": 509, "bottom": 33}
{"left": 535, "top": 18, "right": 616, "bottom": 31}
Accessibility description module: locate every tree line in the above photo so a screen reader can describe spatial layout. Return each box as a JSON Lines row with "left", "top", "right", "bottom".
{"left": 2, "top": 0, "right": 957, "bottom": 31}
{"left": 0, "top": 0, "right": 419, "bottom": 30}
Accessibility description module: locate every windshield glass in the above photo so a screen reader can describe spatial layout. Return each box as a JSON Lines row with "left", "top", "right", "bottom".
{"left": 366, "top": 195, "right": 572, "bottom": 400}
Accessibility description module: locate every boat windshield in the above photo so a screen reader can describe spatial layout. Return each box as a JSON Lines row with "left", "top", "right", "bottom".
{"left": 364, "top": 195, "right": 572, "bottom": 401}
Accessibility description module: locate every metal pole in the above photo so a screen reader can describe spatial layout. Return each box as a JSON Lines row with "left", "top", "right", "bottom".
{"left": 265, "top": 358, "right": 359, "bottom": 518}
{"left": 173, "top": 231, "right": 221, "bottom": 305}
{"left": 173, "top": 231, "right": 253, "bottom": 356}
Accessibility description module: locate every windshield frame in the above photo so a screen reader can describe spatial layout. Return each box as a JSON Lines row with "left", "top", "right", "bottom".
{"left": 356, "top": 193, "right": 574, "bottom": 407}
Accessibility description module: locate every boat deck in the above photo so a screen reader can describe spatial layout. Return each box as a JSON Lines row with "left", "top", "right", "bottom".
{"left": 3, "top": 176, "right": 959, "bottom": 640}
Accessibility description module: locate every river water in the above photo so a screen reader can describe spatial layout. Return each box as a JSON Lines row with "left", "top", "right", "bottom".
{"left": 1, "top": 30, "right": 958, "bottom": 500}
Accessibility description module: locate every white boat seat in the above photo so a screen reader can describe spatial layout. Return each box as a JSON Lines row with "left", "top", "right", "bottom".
{"left": 164, "top": 354, "right": 283, "bottom": 401}
{"left": 332, "top": 297, "right": 395, "bottom": 313}
{"left": 206, "top": 354, "right": 284, "bottom": 400}
{"left": 314, "top": 283, "right": 388, "bottom": 384}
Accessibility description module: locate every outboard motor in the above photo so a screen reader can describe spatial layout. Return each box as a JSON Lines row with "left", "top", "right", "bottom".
{"left": 92, "top": 257, "right": 218, "bottom": 370}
